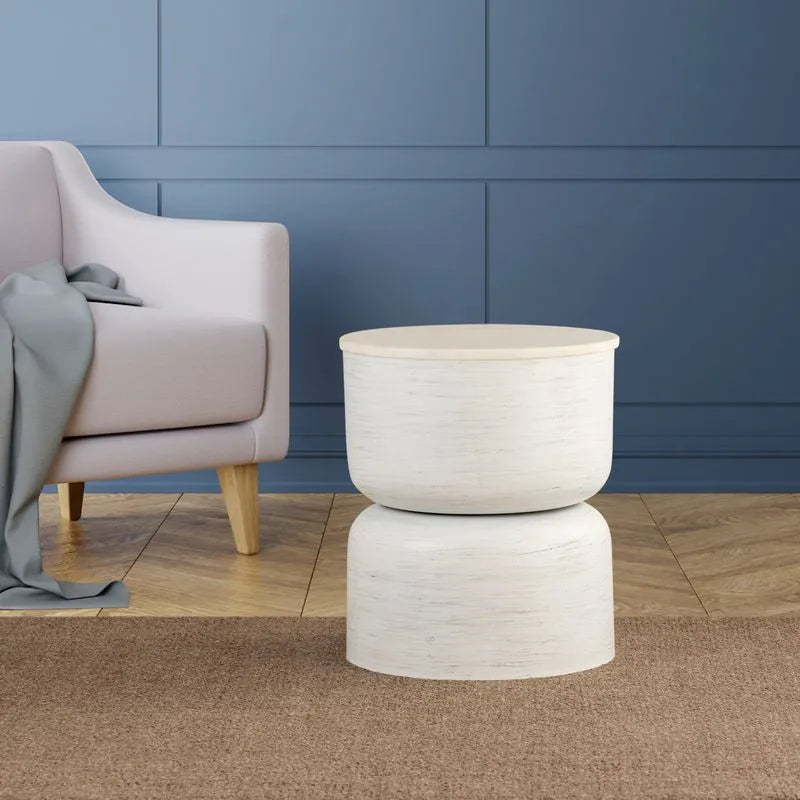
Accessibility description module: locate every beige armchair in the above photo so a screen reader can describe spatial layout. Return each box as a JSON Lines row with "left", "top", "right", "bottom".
{"left": 0, "top": 141, "right": 290, "bottom": 554}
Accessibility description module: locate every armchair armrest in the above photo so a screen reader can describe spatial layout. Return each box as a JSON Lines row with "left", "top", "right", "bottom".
{"left": 42, "top": 142, "right": 288, "bottom": 321}
{"left": 42, "top": 141, "right": 290, "bottom": 462}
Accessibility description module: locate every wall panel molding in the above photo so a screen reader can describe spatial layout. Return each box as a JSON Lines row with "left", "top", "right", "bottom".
{"left": 4, "top": 0, "right": 797, "bottom": 491}
{"left": 81, "top": 147, "right": 800, "bottom": 181}
{"left": 68, "top": 397, "right": 800, "bottom": 489}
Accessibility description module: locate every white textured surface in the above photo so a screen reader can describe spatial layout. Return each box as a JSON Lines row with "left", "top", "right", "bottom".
{"left": 347, "top": 503, "right": 615, "bottom": 680}
{"left": 340, "top": 323, "right": 619, "bottom": 360}
{"left": 344, "top": 350, "right": 615, "bottom": 513}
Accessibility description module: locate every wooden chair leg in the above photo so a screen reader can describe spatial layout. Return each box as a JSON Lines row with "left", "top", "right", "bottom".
{"left": 217, "top": 464, "right": 260, "bottom": 555}
{"left": 57, "top": 482, "right": 85, "bottom": 521}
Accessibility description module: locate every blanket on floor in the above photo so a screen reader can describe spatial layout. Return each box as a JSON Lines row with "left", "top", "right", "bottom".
{"left": 0, "top": 261, "right": 141, "bottom": 609}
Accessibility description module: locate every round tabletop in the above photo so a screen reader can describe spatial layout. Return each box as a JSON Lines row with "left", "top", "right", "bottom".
{"left": 339, "top": 324, "right": 619, "bottom": 360}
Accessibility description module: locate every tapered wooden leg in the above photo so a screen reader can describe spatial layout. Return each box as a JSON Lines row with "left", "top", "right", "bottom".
{"left": 57, "top": 482, "right": 85, "bottom": 521}
{"left": 217, "top": 464, "right": 260, "bottom": 555}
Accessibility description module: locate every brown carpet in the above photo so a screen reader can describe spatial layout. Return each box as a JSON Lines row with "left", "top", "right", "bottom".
{"left": 1, "top": 618, "right": 799, "bottom": 800}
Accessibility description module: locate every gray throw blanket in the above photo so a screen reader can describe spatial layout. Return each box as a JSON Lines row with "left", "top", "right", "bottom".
{"left": 0, "top": 260, "right": 141, "bottom": 609}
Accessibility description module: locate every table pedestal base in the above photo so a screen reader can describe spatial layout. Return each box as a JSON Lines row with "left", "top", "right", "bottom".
{"left": 346, "top": 502, "right": 614, "bottom": 680}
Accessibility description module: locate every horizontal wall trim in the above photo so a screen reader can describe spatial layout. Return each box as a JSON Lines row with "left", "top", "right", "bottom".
{"left": 64, "top": 481, "right": 800, "bottom": 493}
{"left": 288, "top": 439, "right": 800, "bottom": 459}
{"left": 618, "top": 451, "right": 800, "bottom": 460}
{"left": 287, "top": 403, "right": 800, "bottom": 456}
{"left": 294, "top": 401, "right": 800, "bottom": 408}
{"left": 73, "top": 145, "right": 800, "bottom": 151}
{"left": 616, "top": 401, "right": 800, "bottom": 407}
{"left": 288, "top": 449, "right": 800, "bottom": 460}
{"left": 79, "top": 146, "right": 800, "bottom": 181}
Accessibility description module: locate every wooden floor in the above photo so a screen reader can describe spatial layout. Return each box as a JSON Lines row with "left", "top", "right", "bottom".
{"left": 3, "top": 493, "right": 800, "bottom": 617}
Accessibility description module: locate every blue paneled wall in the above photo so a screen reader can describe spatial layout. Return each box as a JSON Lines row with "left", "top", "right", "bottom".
{"left": 3, "top": 0, "right": 800, "bottom": 491}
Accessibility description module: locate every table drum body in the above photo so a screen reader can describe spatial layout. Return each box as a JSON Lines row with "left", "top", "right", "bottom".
{"left": 346, "top": 502, "right": 614, "bottom": 680}
{"left": 343, "top": 349, "right": 614, "bottom": 514}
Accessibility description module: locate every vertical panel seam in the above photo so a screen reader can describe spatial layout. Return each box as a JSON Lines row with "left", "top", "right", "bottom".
{"left": 157, "top": 0, "right": 162, "bottom": 146}
{"left": 484, "top": 0, "right": 490, "bottom": 321}
{"left": 484, "top": 0, "right": 490, "bottom": 147}
{"left": 484, "top": 182, "right": 490, "bottom": 322}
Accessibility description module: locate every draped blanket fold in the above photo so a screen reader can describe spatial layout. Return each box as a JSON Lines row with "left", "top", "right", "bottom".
{"left": 0, "top": 261, "right": 141, "bottom": 609}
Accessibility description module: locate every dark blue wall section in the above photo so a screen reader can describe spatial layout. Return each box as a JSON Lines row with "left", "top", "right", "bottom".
{"left": 489, "top": 181, "right": 800, "bottom": 402}
{"left": 3, "top": 0, "right": 800, "bottom": 490}
{"left": 161, "top": 0, "right": 485, "bottom": 146}
{"left": 490, "top": 0, "right": 800, "bottom": 146}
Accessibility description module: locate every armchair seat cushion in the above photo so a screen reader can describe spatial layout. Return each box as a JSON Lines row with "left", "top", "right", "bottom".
{"left": 65, "top": 304, "right": 267, "bottom": 438}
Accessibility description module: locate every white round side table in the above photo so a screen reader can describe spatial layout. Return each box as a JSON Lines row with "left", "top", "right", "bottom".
{"left": 339, "top": 324, "right": 620, "bottom": 681}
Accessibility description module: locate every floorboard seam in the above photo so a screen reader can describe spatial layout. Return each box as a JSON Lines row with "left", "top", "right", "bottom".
{"left": 638, "top": 494, "right": 712, "bottom": 618}
{"left": 300, "top": 493, "right": 336, "bottom": 617}
{"left": 99, "top": 493, "right": 184, "bottom": 613}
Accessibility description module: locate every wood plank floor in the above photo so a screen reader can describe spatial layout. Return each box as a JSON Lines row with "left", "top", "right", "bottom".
{"left": 2, "top": 493, "right": 799, "bottom": 617}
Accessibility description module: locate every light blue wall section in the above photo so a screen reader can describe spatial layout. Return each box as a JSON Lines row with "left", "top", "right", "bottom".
{"left": 0, "top": 0, "right": 157, "bottom": 144}
{"left": 100, "top": 182, "right": 160, "bottom": 215}
{"left": 6, "top": 1, "right": 800, "bottom": 491}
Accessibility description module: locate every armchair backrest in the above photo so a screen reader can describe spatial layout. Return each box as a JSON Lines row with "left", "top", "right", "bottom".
{"left": 0, "top": 143, "right": 63, "bottom": 280}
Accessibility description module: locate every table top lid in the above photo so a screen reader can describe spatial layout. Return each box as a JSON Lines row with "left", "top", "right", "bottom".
{"left": 339, "top": 324, "right": 620, "bottom": 360}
